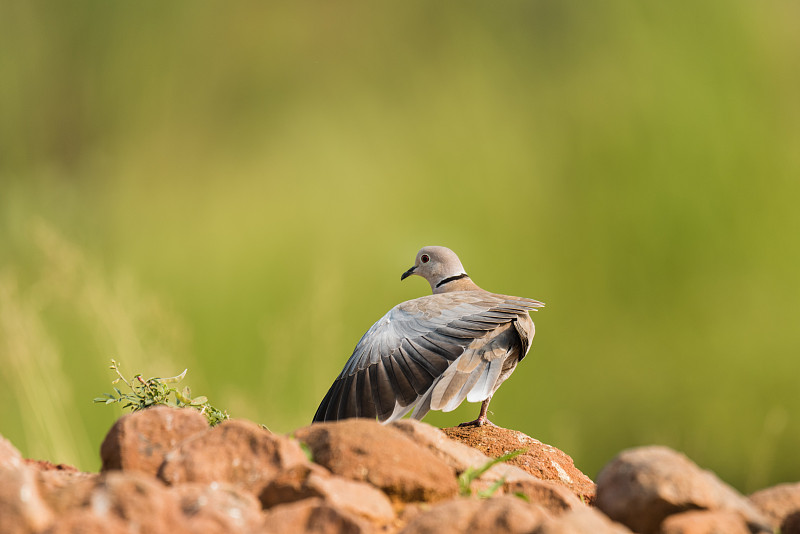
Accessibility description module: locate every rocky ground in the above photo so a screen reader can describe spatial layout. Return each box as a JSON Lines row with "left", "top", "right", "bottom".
{"left": 1, "top": 406, "right": 799, "bottom": 533}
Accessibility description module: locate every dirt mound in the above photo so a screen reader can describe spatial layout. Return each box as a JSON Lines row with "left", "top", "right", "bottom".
{"left": 442, "top": 424, "right": 596, "bottom": 503}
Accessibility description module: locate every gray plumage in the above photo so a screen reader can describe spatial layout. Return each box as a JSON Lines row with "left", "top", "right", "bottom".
{"left": 312, "top": 246, "right": 543, "bottom": 426}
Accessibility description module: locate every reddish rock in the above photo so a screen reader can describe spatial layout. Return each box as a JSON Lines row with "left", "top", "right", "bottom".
{"left": 101, "top": 405, "right": 209, "bottom": 476}
{"left": 397, "top": 498, "right": 490, "bottom": 534}
{"left": 260, "top": 497, "right": 372, "bottom": 534}
{"left": 595, "top": 446, "right": 772, "bottom": 534}
{"left": 749, "top": 481, "right": 800, "bottom": 529}
{"left": 441, "top": 425, "right": 595, "bottom": 502}
{"left": 45, "top": 470, "right": 187, "bottom": 534}
{"left": 24, "top": 458, "right": 80, "bottom": 472}
{"left": 260, "top": 463, "right": 394, "bottom": 523}
{"left": 391, "top": 420, "right": 496, "bottom": 472}
{"left": 38, "top": 470, "right": 97, "bottom": 514}
{"left": 43, "top": 510, "right": 132, "bottom": 534}
{"left": 503, "top": 478, "right": 584, "bottom": 516}
{"left": 391, "top": 419, "right": 536, "bottom": 495}
{"left": 37, "top": 468, "right": 97, "bottom": 513}
{"left": 260, "top": 463, "right": 331, "bottom": 506}
{"left": 463, "top": 496, "right": 552, "bottom": 533}
{"left": 159, "top": 419, "right": 307, "bottom": 495}
{"left": 537, "top": 506, "right": 633, "bottom": 534}
{"left": 399, "top": 495, "right": 550, "bottom": 534}
{"left": 0, "top": 456, "right": 54, "bottom": 534}
{"left": 660, "top": 510, "right": 751, "bottom": 534}
{"left": 29, "top": 453, "right": 97, "bottom": 513}
{"left": 783, "top": 511, "right": 800, "bottom": 534}
{"left": 172, "top": 482, "right": 264, "bottom": 533}
{"left": 295, "top": 420, "right": 457, "bottom": 503}
{"left": 86, "top": 471, "right": 188, "bottom": 534}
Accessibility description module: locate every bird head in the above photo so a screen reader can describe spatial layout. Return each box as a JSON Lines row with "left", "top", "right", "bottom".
{"left": 401, "top": 246, "right": 469, "bottom": 293}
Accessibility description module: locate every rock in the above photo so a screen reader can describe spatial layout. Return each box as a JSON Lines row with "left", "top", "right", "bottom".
{"left": 462, "top": 495, "right": 552, "bottom": 533}
{"left": 85, "top": 471, "right": 189, "bottom": 533}
{"left": 391, "top": 419, "right": 537, "bottom": 495}
{"left": 172, "top": 482, "right": 264, "bottom": 534}
{"left": 43, "top": 510, "right": 132, "bottom": 534}
{"left": 397, "top": 500, "right": 478, "bottom": 534}
{"left": 46, "top": 470, "right": 187, "bottom": 534}
{"left": 260, "top": 463, "right": 332, "bottom": 506}
{"left": 749, "top": 481, "right": 800, "bottom": 529}
{"left": 391, "top": 420, "right": 503, "bottom": 473}
{"left": 24, "top": 458, "right": 80, "bottom": 472}
{"left": 503, "top": 478, "right": 584, "bottom": 516}
{"left": 260, "top": 463, "right": 395, "bottom": 523}
{"left": 159, "top": 419, "right": 307, "bottom": 495}
{"left": 0, "top": 456, "right": 54, "bottom": 534}
{"left": 660, "top": 510, "right": 751, "bottom": 534}
{"left": 399, "top": 495, "right": 551, "bottom": 534}
{"left": 36, "top": 468, "right": 97, "bottom": 513}
{"left": 28, "top": 454, "right": 96, "bottom": 512}
{"left": 100, "top": 405, "right": 209, "bottom": 476}
{"left": 37, "top": 470, "right": 98, "bottom": 514}
{"left": 783, "top": 511, "right": 800, "bottom": 534}
{"left": 595, "top": 446, "right": 772, "bottom": 534}
{"left": 295, "top": 419, "right": 457, "bottom": 503}
{"left": 441, "top": 425, "right": 596, "bottom": 502}
{"left": 537, "top": 505, "right": 634, "bottom": 534}
{"left": 260, "top": 497, "right": 373, "bottom": 534}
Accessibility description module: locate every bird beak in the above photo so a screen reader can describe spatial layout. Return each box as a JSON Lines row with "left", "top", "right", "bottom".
{"left": 400, "top": 265, "right": 416, "bottom": 281}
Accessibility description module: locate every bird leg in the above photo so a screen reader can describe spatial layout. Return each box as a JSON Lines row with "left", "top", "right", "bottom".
{"left": 458, "top": 397, "right": 496, "bottom": 427}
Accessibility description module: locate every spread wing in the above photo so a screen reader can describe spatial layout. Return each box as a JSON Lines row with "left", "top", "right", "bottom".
{"left": 312, "top": 291, "right": 544, "bottom": 423}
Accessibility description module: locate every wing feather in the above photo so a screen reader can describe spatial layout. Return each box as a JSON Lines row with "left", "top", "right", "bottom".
{"left": 337, "top": 373, "right": 358, "bottom": 420}
{"left": 371, "top": 360, "right": 396, "bottom": 420}
{"left": 396, "top": 345, "right": 436, "bottom": 394}
{"left": 387, "top": 353, "right": 418, "bottom": 406}
{"left": 322, "top": 378, "right": 344, "bottom": 421}
{"left": 422, "top": 332, "right": 466, "bottom": 358}
{"left": 407, "top": 338, "right": 452, "bottom": 371}
{"left": 356, "top": 370, "right": 374, "bottom": 418}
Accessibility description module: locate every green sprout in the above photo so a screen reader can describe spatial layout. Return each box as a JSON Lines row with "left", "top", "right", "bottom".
{"left": 458, "top": 448, "right": 527, "bottom": 498}
{"left": 94, "top": 359, "right": 229, "bottom": 426}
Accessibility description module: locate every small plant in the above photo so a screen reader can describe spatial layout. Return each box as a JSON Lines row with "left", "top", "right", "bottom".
{"left": 94, "top": 359, "right": 229, "bottom": 426}
{"left": 458, "top": 448, "right": 527, "bottom": 498}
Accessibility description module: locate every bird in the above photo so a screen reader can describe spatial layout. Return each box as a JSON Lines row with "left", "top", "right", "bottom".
{"left": 312, "top": 246, "right": 544, "bottom": 427}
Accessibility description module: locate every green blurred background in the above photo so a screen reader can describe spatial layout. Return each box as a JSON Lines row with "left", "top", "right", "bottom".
{"left": 1, "top": 1, "right": 798, "bottom": 492}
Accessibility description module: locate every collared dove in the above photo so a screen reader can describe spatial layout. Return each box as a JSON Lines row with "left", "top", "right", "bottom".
{"left": 312, "top": 246, "right": 544, "bottom": 426}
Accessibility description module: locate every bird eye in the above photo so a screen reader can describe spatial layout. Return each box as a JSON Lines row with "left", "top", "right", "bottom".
{"left": 421, "top": 254, "right": 430, "bottom": 263}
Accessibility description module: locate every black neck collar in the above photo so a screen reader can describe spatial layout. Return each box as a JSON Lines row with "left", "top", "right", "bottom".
{"left": 435, "top": 273, "right": 470, "bottom": 288}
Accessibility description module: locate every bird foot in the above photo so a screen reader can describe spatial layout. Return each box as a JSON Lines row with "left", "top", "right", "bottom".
{"left": 458, "top": 416, "right": 496, "bottom": 428}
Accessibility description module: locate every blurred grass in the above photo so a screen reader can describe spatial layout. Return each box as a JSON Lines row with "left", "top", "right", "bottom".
{"left": 1, "top": 1, "right": 799, "bottom": 491}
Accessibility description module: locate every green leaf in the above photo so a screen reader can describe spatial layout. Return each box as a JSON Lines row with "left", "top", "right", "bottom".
{"left": 160, "top": 369, "right": 188, "bottom": 384}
